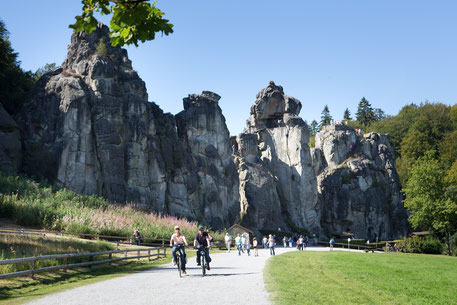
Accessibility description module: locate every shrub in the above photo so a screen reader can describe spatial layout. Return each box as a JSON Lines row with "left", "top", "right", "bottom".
{"left": 422, "top": 238, "right": 444, "bottom": 254}
{"left": 95, "top": 38, "right": 108, "bottom": 57}
{"left": 397, "top": 236, "right": 444, "bottom": 254}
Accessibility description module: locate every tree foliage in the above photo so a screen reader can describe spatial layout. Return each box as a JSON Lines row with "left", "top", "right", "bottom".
{"left": 403, "top": 152, "right": 457, "bottom": 255}
{"left": 34, "top": 63, "right": 58, "bottom": 80}
{"left": 70, "top": 0, "right": 174, "bottom": 47}
{"left": 355, "top": 97, "right": 375, "bottom": 126}
{"left": 320, "top": 105, "right": 332, "bottom": 129}
{"left": 310, "top": 120, "right": 319, "bottom": 136}
{"left": 343, "top": 108, "right": 351, "bottom": 121}
{"left": 0, "top": 19, "right": 35, "bottom": 115}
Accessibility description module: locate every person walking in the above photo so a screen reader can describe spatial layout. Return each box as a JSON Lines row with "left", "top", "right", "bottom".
{"left": 296, "top": 236, "right": 301, "bottom": 250}
{"left": 235, "top": 233, "right": 242, "bottom": 256}
{"left": 299, "top": 236, "right": 304, "bottom": 251}
{"left": 268, "top": 234, "right": 276, "bottom": 256}
{"left": 304, "top": 235, "right": 309, "bottom": 250}
{"left": 329, "top": 238, "right": 335, "bottom": 251}
{"left": 282, "top": 236, "right": 287, "bottom": 248}
{"left": 244, "top": 234, "right": 251, "bottom": 256}
{"left": 253, "top": 237, "right": 259, "bottom": 256}
{"left": 224, "top": 233, "right": 232, "bottom": 253}
{"left": 288, "top": 236, "right": 293, "bottom": 248}
{"left": 134, "top": 229, "right": 141, "bottom": 245}
{"left": 262, "top": 236, "right": 268, "bottom": 249}
{"left": 241, "top": 234, "right": 247, "bottom": 253}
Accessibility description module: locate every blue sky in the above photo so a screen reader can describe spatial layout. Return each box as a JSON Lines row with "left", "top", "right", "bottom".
{"left": 2, "top": 1, "right": 457, "bottom": 135}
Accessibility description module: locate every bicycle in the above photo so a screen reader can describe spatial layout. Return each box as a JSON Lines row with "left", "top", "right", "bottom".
{"left": 173, "top": 244, "right": 186, "bottom": 278}
{"left": 196, "top": 245, "right": 206, "bottom": 276}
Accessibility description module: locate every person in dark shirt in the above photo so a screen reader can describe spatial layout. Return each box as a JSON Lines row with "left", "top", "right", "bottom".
{"left": 194, "top": 226, "right": 212, "bottom": 270}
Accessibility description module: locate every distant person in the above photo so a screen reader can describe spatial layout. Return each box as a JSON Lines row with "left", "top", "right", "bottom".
{"left": 304, "top": 235, "right": 309, "bottom": 249}
{"left": 262, "top": 236, "right": 268, "bottom": 249}
{"left": 298, "top": 236, "right": 304, "bottom": 251}
{"left": 134, "top": 229, "right": 141, "bottom": 245}
{"left": 206, "top": 229, "right": 213, "bottom": 250}
{"left": 225, "top": 233, "right": 232, "bottom": 253}
{"left": 283, "top": 236, "right": 287, "bottom": 248}
{"left": 329, "top": 238, "right": 335, "bottom": 251}
{"left": 394, "top": 243, "right": 398, "bottom": 252}
{"left": 268, "top": 234, "right": 276, "bottom": 256}
{"left": 241, "top": 234, "right": 247, "bottom": 252}
{"left": 235, "top": 233, "right": 242, "bottom": 256}
{"left": 288, "top": 237, "right": 293, "bottom": 248}
{"left": 244, "top": 234, "right": 251, "bottom": 256}
{"left": 253, "top": 237, "right": 259, "bottom": 256}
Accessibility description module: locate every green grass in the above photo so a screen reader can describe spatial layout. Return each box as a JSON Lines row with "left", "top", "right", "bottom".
{"left": 264, "top": 251, "right": 457, "bottom": 305}
{"left": 0, "top": 234, "right": 114, "bottom": 274}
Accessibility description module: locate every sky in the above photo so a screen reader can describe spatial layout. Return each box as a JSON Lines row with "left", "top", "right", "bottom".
{"left": 2, "top": 1, "right": 457, "bottom": 135}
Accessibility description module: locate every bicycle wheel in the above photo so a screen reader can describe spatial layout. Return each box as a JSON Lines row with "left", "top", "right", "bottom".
{"left": 201, "top": 251, "right": 206, "bottom": 276}
{"left": 177, "top": 254, "right": 182, "bottom": 278}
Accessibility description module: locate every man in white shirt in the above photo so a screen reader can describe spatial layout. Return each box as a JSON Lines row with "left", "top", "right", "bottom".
{"left": 224, "top": 233, "right": 232, "bottom": 253}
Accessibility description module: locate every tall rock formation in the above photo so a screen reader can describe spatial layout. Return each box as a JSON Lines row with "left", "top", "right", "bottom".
{"left": 0, "top": 103, "right": 22, "bottom": 172}
{"left": 236, "top": 81, "right": 320, "bottom": 233}
{"left": 313, "top": 125, "right": 409, "bottom": 240}
{"left": 17, "top": 24, "right": 239, "bottom": 229}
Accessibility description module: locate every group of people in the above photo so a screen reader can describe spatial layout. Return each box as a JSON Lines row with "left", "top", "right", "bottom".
{"left": 169, "top": 225, "right": 212, "bottom": 276}
{"left": 232, "top": 233, "right": 259, "bottom": 256}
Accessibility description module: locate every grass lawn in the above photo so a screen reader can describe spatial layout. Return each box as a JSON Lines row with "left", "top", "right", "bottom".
{"left": 264, "top": 251, "right": 457, "bottom": 305}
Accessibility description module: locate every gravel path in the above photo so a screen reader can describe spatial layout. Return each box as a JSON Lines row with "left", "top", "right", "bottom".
{"left": 26, "top": 247, "right": 295, "bottom": 305}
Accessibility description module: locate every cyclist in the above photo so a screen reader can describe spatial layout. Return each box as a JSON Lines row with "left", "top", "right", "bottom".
{"left": 194, "top": 225, "right": 212, "bottom": 270}
{"left": 170, "top": 225, "right": 188, "bottom": 275}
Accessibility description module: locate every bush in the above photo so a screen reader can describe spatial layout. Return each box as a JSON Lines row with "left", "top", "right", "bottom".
{"left": 397, "top": 236, "right": 444, "bottom": 254}
{"left": 422, "top": 238, "right": 444, "bottom": 254}
{"left": 95, "top": 38, "right": 108, "bottom": 57}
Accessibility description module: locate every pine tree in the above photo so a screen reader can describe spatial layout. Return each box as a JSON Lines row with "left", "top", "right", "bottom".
{"left": 96, "top": 38, "right": 108, "bottom": 56}
{"left": 311, "top": 120, "right": 319, "bottom": 135}
{"left": 320, "top": 105, "right": 332, "bottom": 129}
{"left": 374, "top": 108, "right": 385, "bottom": 121}
{"left": 343, "top": 108, "right": 352, "bottom": 121}
{"left": 356, "top": 97, "right": 375, "bottom": 126}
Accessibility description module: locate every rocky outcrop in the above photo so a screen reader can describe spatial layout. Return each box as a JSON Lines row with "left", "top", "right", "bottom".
{"left": 315, "top": 126, "right": 409, "bottom": 240}
{"left": 237, "top": 82, "right": 320, "bottom": 233}
{"left": 8, "top": 23, "right": 409, "bottom": 238}
{"left": 0, "top": 103, "right": 21, "bottom": 172}
{"left": 16, "top": 24, "right": 238, "bottom": 229}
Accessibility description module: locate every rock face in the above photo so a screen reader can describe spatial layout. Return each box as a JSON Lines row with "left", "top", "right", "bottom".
{"left": 9, "top": 24, "right": 409, "bottom": 238}
{"left": 0, "top": 103, "right": 21, "bottom": 172}
{"left": 236, "top": 82, "right": 320, "bottom": 233}
{"left": 17, "top": 24, "right": 239, "bottom": 229}
{"left": 314, "top": 125, "right": 409, "bottom": 240}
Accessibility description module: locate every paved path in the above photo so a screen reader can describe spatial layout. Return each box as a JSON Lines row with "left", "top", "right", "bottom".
{"left": 27, "top": 247, "right": 296, "bottom": 305}
{"left": 26, "top": 246, "right": 373, "bottom": 305}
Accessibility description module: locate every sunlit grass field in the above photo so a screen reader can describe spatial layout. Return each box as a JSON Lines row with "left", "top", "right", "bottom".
{"left": 264, "top": 251, "right": 457, "bottom": 305}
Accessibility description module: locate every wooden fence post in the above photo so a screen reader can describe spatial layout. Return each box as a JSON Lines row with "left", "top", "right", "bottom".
{"left": 148, "top": 250, "right": 151, "bottom": 261}
{"left": 162, "top": 239, "right": 165, "bottom": 248}
{"left": 108, "top": 253, "right": 112, "bottom": 265}
{"left": 89, "top": 255, "right": 93, "bottom": 268}
{"left": 124, "top": 250, "right": 128, "bottom": 259}
{"left": 64, "top": 257, "right": 68, "bottom": 272}
{"left": 29, "top": 260, "right": 36, "bottom": 279}
{"left": 137, "top": 250, "right": 140, "bottom": 260}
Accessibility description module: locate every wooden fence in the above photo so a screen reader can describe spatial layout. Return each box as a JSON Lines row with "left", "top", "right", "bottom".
{"left": 0, "top": 247, "right": 167, "bottom": 279}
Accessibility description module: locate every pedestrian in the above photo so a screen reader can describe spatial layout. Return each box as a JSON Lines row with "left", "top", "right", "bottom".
{"left": 283, "top": 236, "right": 287, "bottom": 248}
{"left": 241, "top": 234, "right": 247, "bottom": 253}
{"left": 304, "top": 235, "right": 308, "bottom": 250}
{"left": 298, "top": 236, "right": 304, "bottom": 251}
{"left": 134, "top": 229, "right": 141, "bottom": 245}
{"left": 288, "top": 236, "right": 293, "bottom": 248}
{"left": 262, "top": 236, "right": 268, "bottom": 249}
{"left": 329, "top": 238, "right": 335, "bottom": 251}
{"left": 244, "top": 234, "right": 251, "bottom": 256}
{"left": 253, "top": 237, "right": 259, "bottom": 256}
{"left": 235, "top": 233, "right": 242, "bottom": 256}
{"left": 268, "top": 234, "right": 276, "bottom": 256}
{"left": 224, "top": 232, "right": 232, "bottom": 253}
{"left": 296, "top": 236, "right": 301, "bottom": 250}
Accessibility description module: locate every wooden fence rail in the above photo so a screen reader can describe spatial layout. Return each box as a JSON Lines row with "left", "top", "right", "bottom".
{"left": 0, "top": 247, "right": 167, "bottom": 279}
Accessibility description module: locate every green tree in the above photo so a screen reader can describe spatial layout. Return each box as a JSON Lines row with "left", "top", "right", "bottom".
{"left": 343, "top": 108, "right": 351, "bottom": 121}
{"left": 96, "top": 38, "right": 108, "bottom": 56}
{"left": 449, "top": 104, "right": 457, "bottom": 129}
{"left": 310, "top": 120, "right": 319, "bottom": 135}
{"left": 440, "top": 131, "right": 457, "bottom": 169}
{"left": 34, "top": 63, "right": 57, "bottom": 80}
{"left": 374, "top": 108, "right": 385, "bottom": 121}
{"left": 0, "top": 19, "right": 35, "bottom": 115}
{"left": 403, "top": 152, "right": 457, "bottom": 255}
{"left": 356, "top": 97, "right": 375, "bottom": 126}
{"left": 320, "top": 105, "right": 332, "bottom": 129}
{"left": 70, "top": 0, "right": 174, "bottom": 47}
